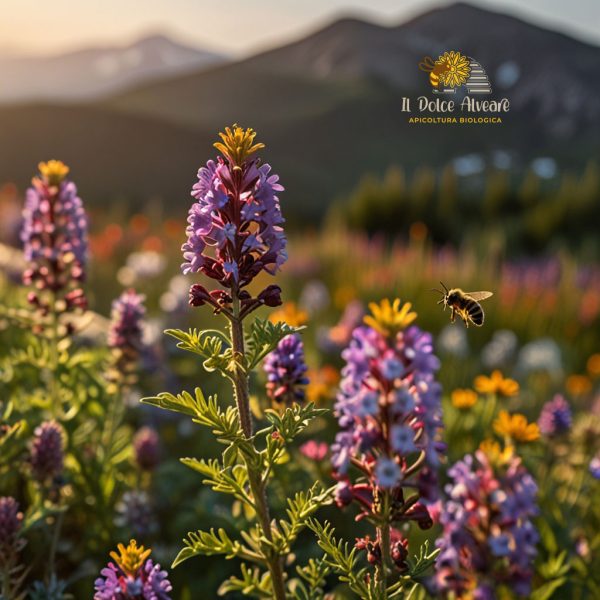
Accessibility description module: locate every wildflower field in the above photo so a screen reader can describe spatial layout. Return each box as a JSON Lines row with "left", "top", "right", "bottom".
{"left": 0, "top": 125, "right": 599, "bottom": 600}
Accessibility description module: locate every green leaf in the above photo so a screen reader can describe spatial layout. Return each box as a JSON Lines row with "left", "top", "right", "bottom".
{"left": 264, "top": 402, "right": 327, "bottom": 443}
{"left": 172, "top": 529, "right": 261, "bottom": 568}
{"left": 307, "top": 519, "right": 372, "bottom": 599}
{"left": 274, "top": 483, "right": 335, "bottom": 552}
{"left": 246, "top": 319, "right": 304, "bottom": 370}
{"left": 140, "top": 389, "right": 203, "bottom": 417}
{"left": 218, "top": 563, "right": 274, "bottom": 598}
{"left": 165, "top": 328, "right": 234, "bottom": 375}
{"left": 180, "top": 457, "right": 252, "bottom": 506}
{"left": 530, "top": 577, "right": 568, "bottom": 600}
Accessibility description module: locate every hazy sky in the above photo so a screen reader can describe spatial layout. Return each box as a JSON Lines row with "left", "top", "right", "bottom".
{"left": 2, "top": 0, "right": 598, "bottom": 56}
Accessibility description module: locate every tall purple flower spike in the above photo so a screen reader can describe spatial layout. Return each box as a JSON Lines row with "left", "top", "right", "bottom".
{"left": 434, "top": 449, "right": 539, "bottom": 598}
{"left": 182, "top": 125, "right": 287, "bottom": 317}
{"left": 21, "top": 161, "right": 88, "bottom": 320}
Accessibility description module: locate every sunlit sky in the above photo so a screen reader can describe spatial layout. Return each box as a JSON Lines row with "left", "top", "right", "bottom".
{"left": 1, "top": 0, "right": 598, "bottom": 56}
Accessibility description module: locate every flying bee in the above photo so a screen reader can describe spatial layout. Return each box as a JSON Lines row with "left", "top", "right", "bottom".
{"left": 432, "top": 282, "right": 493, "bottom": 327}
{"left": 418, "top": 56, "right": 451, "bottom": 91}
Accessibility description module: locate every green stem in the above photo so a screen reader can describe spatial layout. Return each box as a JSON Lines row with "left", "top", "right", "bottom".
{"left": 229, "top": 291, "right": 286, "bottom": 600}
{"left": 48, "top": 510, "right": 65, "bottom": 580}
{"left": 378, "top": 491, "right": 392, "bottom": 594}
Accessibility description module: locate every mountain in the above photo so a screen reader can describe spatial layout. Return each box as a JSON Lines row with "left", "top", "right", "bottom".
{"left": 0, "top": 34, "right": 227, "bottom": 102}
{"left": 0, "top": 3, "right": 598, "bottom": 222}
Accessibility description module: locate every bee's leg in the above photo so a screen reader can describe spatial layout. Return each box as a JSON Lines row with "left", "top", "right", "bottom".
{"left": 450, "top": 307, "right": 455, "bottom": 323}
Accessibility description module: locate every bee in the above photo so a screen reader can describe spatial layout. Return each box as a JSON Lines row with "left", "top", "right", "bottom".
{"left": 419, "top": 56, "right": 451, "bottom": 91}
{"left": 432, "top": 282, "right": 493, "bottom": 327}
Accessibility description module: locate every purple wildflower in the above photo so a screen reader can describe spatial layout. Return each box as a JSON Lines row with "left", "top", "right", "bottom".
{"left": 264, "top": 333, "right": 309, "bottom": 407}
{"left": 21, "top": 160, "right": 88, "bottom": 323}
{"left": 538, "top": 394, "right": 572, "bottom": 437}
{"left": 30, "top": 421, "right": 64, "bottom": 484}
{"left": 181, "top": 125, "right": 287, "bottom": 316}
{"left": 115, "top": 491, "right": 158, "bottom": 538}
{"left": 0, "top": 497, "right": 23, "bottom": 556}
{"left": 434, "top": 448, "right": 539, "bottom": 598}
{"left": 108, "top": 289, "right": 146, "bottom": 353}
{"left": 590, "top": 452, "right": 600, "bottom": 480}
{"left": 332, "top": 316, "right": 444, "bottom": 499}
{"left": 331, "top": 300, "right": 443, "bottom": 574}
{"left": 133, "top": 427, "right": 161, "bottom": 471}
{"left": 94, "top": 540, "right": 172, "bottom": 600}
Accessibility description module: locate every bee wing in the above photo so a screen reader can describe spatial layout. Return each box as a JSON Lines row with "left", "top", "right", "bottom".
{"left": 464, "top": 291, "right": 493, "bottom": 302}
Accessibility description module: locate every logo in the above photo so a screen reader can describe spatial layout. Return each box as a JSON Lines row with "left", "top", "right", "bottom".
{"left": 418, "top": 51, "right": 491, "bottom": 95}
{"left": 400, "top": 50, "right": 509, "bottom": 124}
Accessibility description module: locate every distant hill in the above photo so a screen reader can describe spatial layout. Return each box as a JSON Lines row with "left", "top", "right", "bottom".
{"left": 0, "top": 3, "right": 598, "bottom": 222}
{"left": 0, "top": 34, "right": 227, "bottom": 102}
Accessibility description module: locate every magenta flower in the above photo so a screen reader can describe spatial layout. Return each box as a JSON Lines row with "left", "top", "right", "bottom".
{"left": 264, "top": 333, "right": 309, "bottom": 407}
{"left": 21, "top": 160, "right": 88, "bottom": 321}
{"left": 590, "top": 452, "right": 600, "bottom": 480}
{"left": 30, "top": 421, "right": 64, "bottom": 484}
{"left": 181, "top": 125, "right": 287, "bottom": 316}
{"left": 434, "top": 448, "right": 539, "bottom": 598}
{"left": 299, "top": 440, "right": 328, "bottom": 461}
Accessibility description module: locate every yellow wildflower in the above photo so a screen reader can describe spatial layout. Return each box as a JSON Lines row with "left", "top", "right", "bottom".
{"left": 451, "top": 388, "right": 478, "bottom": 409}
{"left": 479, "top": 439, "right": 514, "bottom": 467}
{"left": 493, "top": 411, "right": 540, "bottom": 443}
{"left": 587, "top": 353, "right": 600, "bottom": 378}
{"left": 474, "top": 370, "right": 519, "bottom": 397}
{"left": 566, "top": 374, "right": 592, "bottom": 396}
{"left": 364, "top": 298, "right": 417, "bottom": 337}
{"left": 269, "top": 302, "right": 308, "bottom": 328}
{"left": 109, "top": 540, "right": 151, "bottom": 576}
{"left": 214, "top": 124, "right": 265, "bottom": 167}
{"left": 38, "top": 160, "right": 69, "bottom": 186}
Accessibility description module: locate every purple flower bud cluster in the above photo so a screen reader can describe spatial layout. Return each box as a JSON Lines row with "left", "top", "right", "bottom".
{"left": 538, "top": 394, "right": 572, "bottom": 437}
{"left": 21, "top": 161, "right": 88, "bottom": 319}
{"left": 434, "top": 449, "right": 539, "bottom": 598}
{"left": 94, "top": 558, "right": 172, "bottom": 600}
{"left": 108, "top": 289, "right": 146, "bottom": 354}
{"left": 30, "top": 421, "right": 64, "bottom": 484}
{"left": 264, "top": 333, "right": 309, "bottom": 407}
{"left": 331, "top": 323, "right": 444, "bottom": 502}
{"left": 0, "top": 496, "right": 23, "bottom": 557}
{"left": 182, "top": 126, "right": 287, "bottom": 316}
{"left": 133, "top": 427, "right": 161, "bottom": 471}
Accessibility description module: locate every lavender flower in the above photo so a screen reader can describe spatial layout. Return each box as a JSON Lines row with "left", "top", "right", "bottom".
{"left": 21, "top": 161, "right": 88, "bottom": 319}
{"left": 181, "top": 125, "right": 287, "bottom": 316}
{"left": 538, "top": 394, "right": 572, "bottom": 437}
{"left": 434, "top": 448, "right": 539, "bottom": 598}
{"left": 30, "top": 421, "right": 64, "bottom": 484}
{"left": 264, "top": 333, "right": 309, "bottom": 407}
{"left": 108, "top": 289, "right": 146, "bottom": 353}
{"left": 0, "top": 496, "right": 23, "bottom": 556}
{"left": 133, "top": 427, "right": 161, "bottom": 471}
{"left": 590, "top": 452, "right": 600, "bottom": 480}
{"left": 94, "top": 540, "right": 172, "bottom": 600}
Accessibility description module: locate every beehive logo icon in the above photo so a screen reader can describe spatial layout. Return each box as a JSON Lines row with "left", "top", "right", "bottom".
{"left": 419, "top": 51, "right": 492, "bottom": 94}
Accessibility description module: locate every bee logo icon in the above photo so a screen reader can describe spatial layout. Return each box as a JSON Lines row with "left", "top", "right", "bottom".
{"left": 419, "top": 51, "right": 491, "bottom": 94}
